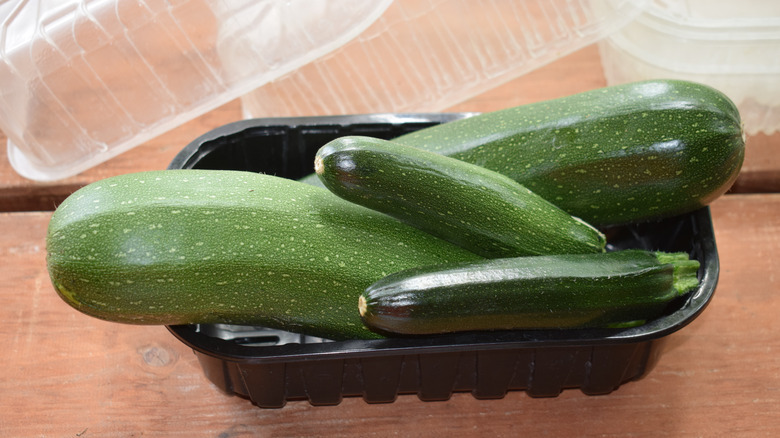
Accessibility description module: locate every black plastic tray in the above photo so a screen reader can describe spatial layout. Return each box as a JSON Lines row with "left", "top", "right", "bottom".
{"left": 166, "top": 113, "right": 719, "bottom": 408}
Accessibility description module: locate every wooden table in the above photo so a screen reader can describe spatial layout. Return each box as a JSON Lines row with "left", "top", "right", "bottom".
{"left": 1, "top": 44, "right": 778, "bottom": 437}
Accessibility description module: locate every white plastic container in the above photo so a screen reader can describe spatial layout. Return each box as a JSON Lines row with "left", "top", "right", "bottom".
{"left": 239, "top": 0, "right": 645, "bottom": 119}
{"left": 0, "top": 0, "right": 391, "bottom": 181}
{"left": 599, "top": 0, "right": 780, "bottom": 135}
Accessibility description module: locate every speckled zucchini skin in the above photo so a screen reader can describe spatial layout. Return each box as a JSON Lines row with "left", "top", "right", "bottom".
{"left": 394, "top": 80, "right": 745, "bottom": 225}
{"left": 315, "top": 136, "right": 605, "bottom": 258}
{"left": 46, "top": 170, "right": 482, "bottom": 340}
{"left": 359, "top": 250, "right": 701, "bottom": 335}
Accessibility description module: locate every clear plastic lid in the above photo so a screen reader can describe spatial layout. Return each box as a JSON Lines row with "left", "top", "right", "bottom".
{"left": 0, "top": 0, "right": 391, "bottom": 181}
{"left": 239, "top": 0, "right": 646, "bottom": 119}
{"left": 1, "top": 0, "right": 644, "bottom": 181}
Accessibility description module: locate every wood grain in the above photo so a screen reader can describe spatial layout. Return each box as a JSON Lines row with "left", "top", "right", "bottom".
{"left": 1, "top": 193, "right": 778, "bottom": 437}
{"left": 730, "top": 132, "right": 780, "bottom": 193}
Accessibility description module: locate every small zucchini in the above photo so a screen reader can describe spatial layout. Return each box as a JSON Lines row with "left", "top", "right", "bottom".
{"left": 314, "top": 136, "right": 605, "bottom": 258}
{"left": 46, "top": 170, "right": 483, "bottom": 340}
{"left": 388, "top": 79, "right": 744, "bottom": 225}
{"left": 359, "top": 250, "right": 701, "bottom": 336}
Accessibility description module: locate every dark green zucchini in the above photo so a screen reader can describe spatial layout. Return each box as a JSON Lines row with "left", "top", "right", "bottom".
{"left": 393, "top": 80, "right": 743, "bottom": 225}
{"left": 359, "top": 250, "right": 700, "bottom": 335}
{"left": 314, "top": 136, "right": 605, "bottom": 258}
{"left": 373, "top": 79, "right": 743, "bottom": 226}
{"left": 46, "top": 170, "right": 483, "bottom": 340}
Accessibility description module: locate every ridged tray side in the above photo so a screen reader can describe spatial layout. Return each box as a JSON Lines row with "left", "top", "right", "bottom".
{"left": 188, "top": 340, "right": 662, "bottom": 408}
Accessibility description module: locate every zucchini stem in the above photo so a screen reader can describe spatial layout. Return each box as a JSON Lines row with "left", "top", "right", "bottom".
{"left": 655, "top": 251, "right": 701, "bottom": 296}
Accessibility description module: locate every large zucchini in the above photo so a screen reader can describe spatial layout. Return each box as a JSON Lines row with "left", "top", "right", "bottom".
{"left": 394, "top": 80, "right": 744, "bottom": 225}
{"left": 300, "top": 80, "right": 744, "bottom": 225}
{"left": 46, "top": 170, "right": 483, "bottom": 340}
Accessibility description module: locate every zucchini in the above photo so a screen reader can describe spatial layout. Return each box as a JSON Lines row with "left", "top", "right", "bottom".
{"left": 394, "top": 80, "right": 743, "bottom": 225}
{"left": 46, "top": 170, "right": 483, "bottom": 340}
{"left": 314, "top": 136, "right": 605, "bottom": 258}
{"left": 359, "top": 250, "right": 700, "bottom": 335}
{"left": 331, "top": 79, "right": 741, "bottom": 226}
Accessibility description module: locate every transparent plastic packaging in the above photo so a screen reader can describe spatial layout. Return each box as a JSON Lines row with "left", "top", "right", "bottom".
{"left": 0, "top": 0, "right": 391, "bottom": 181}
{"left": 599, "top": 0, "right": 780, "bottom": 135}
{"left": 238, "top": 0, "right": 645, "bottom": 119}
{"left": 0, "top": 0, "right": 646, "bottom": 181}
